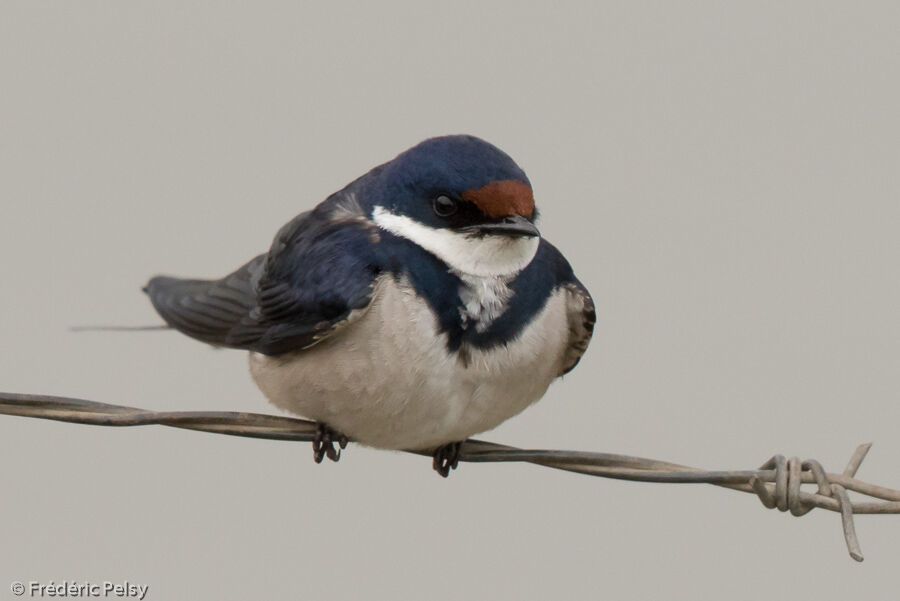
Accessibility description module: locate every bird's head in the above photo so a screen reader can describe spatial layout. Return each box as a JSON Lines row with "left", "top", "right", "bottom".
{"left": 370, "top": 135, "right": 540, "bottom": 277}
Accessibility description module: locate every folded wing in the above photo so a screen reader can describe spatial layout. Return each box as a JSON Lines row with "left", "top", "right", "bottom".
{"left": 144, "top": 254, "right": 267, "bottom": 348}
{"left": 559, "top": 278, "right": 595, "bottom": 375}
{"left": 144, "top": 209, "right": 381, "bottom": 355}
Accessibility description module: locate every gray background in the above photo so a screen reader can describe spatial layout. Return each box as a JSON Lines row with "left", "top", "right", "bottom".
{"left": 1, "top": 2, "right": 898, "bottom": 599}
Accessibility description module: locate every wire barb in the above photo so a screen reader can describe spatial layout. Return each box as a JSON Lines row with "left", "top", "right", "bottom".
{"left": 1, "top": 392, "right": 897, "bottom": 561}
{"left": 748, "top": 451, "right": 868, "bottom": 561}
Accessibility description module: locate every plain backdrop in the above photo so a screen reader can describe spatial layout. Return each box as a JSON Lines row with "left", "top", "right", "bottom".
{"left": 1, "top": 2, "right": 898, "bottom": 599}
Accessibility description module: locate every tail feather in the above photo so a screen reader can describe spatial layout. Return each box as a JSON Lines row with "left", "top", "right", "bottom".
{"left": 70, "top": 325, "right": 171, "bottom": 332}
{"left": 143, "top": 255, "right": 266, "bottom": 349}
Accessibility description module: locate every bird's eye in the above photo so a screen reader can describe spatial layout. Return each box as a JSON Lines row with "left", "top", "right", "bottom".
{"left": 432, "top": 195, "right": 458, "bottom": 217}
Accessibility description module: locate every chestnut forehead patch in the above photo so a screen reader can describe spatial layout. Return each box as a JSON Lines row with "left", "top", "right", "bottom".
{"left": 461, "top": 180, "right": 534, "bottom": 219}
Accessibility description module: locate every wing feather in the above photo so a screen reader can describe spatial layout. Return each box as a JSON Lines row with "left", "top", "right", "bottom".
{"left": 559, "top": 279, "right": 596, "bottom": 375}
{"left": 144, "top": 255, "right": 266, "bottom": 347}
{"left": 144, "top": 207, "right": 380, "bottom": 355}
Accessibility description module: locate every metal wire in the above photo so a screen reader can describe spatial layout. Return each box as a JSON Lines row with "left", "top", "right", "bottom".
{"left": 2, "top": 391, "right": 898, "bottom": 561}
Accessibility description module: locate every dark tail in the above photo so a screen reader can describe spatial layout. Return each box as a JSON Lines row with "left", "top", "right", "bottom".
{"left": 141, "top": 255, "right": 266, "bottom": 349}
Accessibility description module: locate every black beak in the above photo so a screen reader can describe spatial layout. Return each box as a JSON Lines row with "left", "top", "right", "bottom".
{"left": 461, "top": 215, "right": 540, "bottom": 238}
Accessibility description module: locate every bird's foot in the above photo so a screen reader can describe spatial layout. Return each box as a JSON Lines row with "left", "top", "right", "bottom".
{"left": 312, "top": 423, "right": 349, "bottom": 463}
{"left": 432, "top": 441, "right": 463, "bottom": 478}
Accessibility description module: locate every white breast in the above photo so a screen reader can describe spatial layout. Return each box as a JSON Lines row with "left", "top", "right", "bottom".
{"left": 248, "top": 275, "right": 572, "bottom": 450}
{"left": 457, "top": 271, "right": 513, "bottom": 332}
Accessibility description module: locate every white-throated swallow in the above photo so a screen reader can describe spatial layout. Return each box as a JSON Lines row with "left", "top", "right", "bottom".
{"left": 145, "top": 135, "right": 595, "bottom": 476}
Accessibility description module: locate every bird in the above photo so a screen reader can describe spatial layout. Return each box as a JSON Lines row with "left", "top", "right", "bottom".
{"left": 144, "top": 135, "right": 595, "bottom": 476}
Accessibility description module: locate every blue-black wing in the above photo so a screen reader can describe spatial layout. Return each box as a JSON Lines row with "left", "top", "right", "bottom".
{"left": 144, "top": 208, "right": 381, "bottom": 356}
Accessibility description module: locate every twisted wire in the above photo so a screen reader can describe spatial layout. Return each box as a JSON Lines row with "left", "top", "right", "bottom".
{"left": 2, "top": 392, "right": 898, "bottom": 562}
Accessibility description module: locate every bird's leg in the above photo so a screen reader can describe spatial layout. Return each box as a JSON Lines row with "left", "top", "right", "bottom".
{"left": 432, "top": 441, "right": 463, "bottom": 477}
{"left": 312, "top": 422, "right": 349, "bottom": 463}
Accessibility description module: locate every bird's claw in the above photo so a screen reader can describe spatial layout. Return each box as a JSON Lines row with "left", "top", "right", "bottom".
{"left": 432, "top": 442, "right": 462, "bottom": 477}
{"left": 313, "top": 423, "right": 349, "bottom": 463}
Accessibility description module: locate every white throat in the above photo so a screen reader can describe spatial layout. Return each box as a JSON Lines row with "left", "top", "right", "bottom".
{"left": 372, "top": 206, "right": 540, "bottom": 277}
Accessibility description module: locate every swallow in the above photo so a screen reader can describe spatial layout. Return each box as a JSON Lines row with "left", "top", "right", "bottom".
{"left": 144, "top": 135, "right": 595, "bottom": 476}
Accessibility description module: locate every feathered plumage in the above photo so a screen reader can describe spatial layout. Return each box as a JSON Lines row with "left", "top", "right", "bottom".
{"left": 145, "top": 135, "right": 594, "bottom": 452}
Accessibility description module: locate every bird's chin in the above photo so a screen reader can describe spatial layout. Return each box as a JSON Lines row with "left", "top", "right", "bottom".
{"left": 372, "top": 207, "right": 540, "bottom": 277}
{"left": 453, "top": 232, "right": 540, "bottom": 277}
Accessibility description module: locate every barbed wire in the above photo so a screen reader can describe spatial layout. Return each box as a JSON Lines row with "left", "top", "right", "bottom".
{"left": 2, "top": 391, "right": 898, "bottom": 561}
